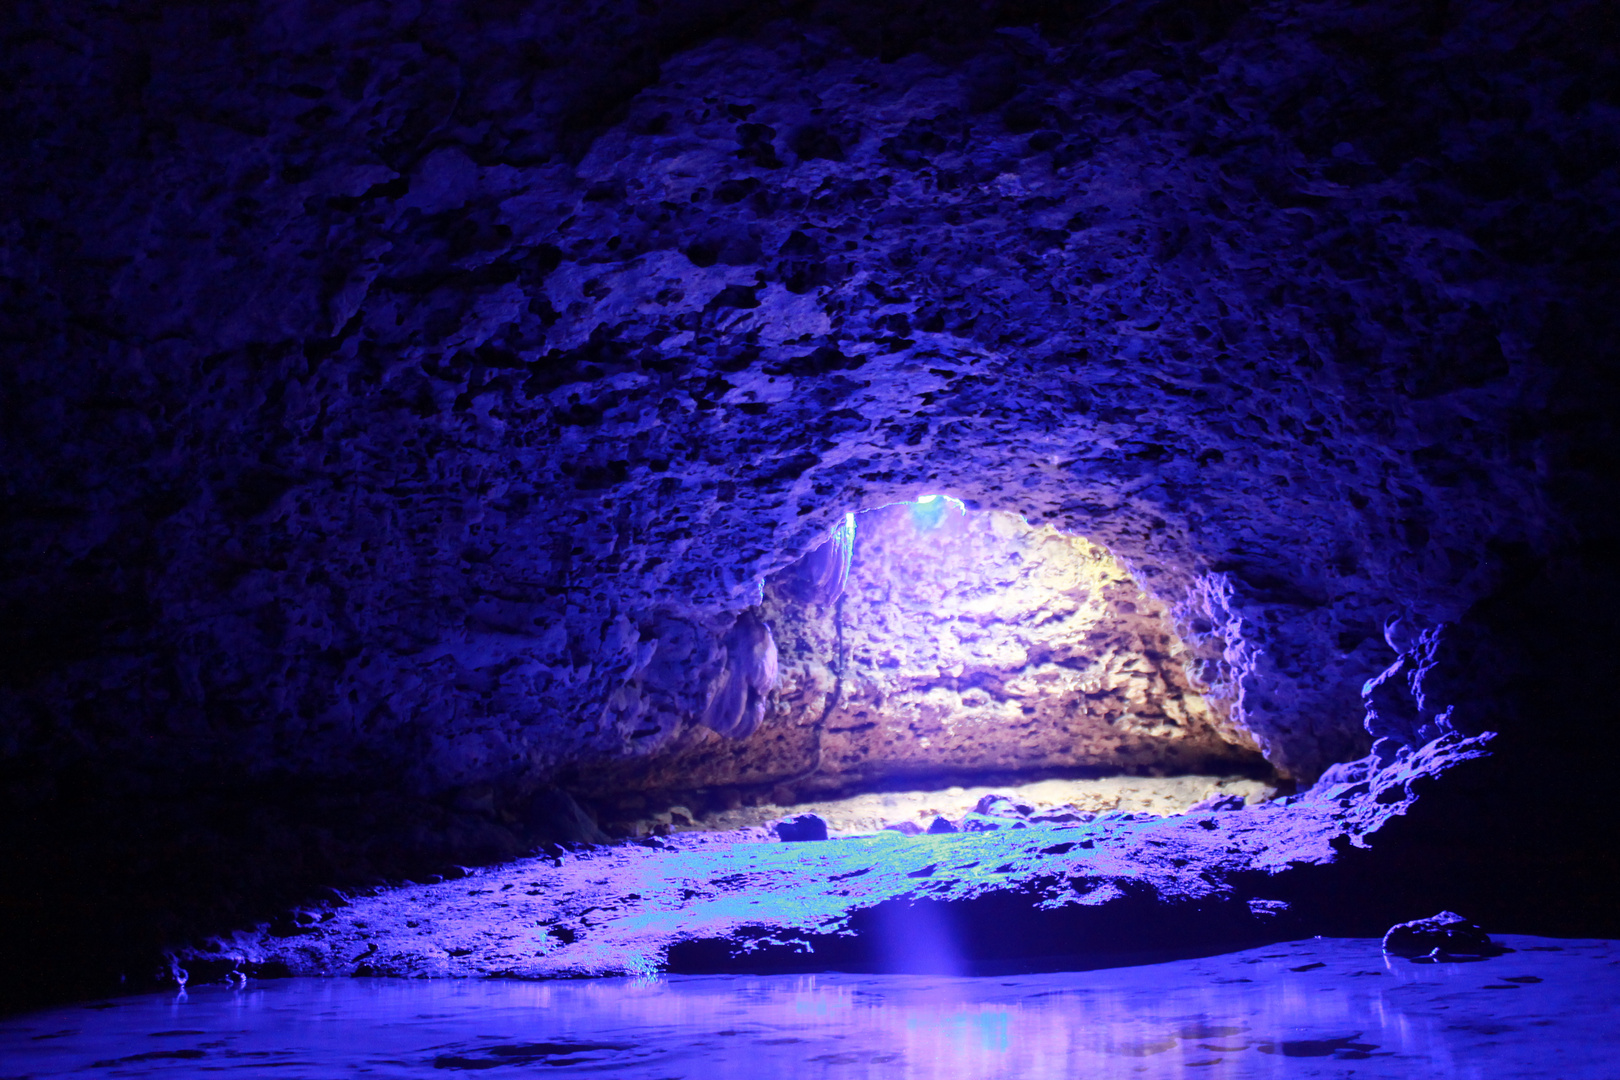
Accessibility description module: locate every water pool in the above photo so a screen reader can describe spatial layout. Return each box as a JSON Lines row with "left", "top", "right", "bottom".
{"left": 2, "top": 936, "right": 1613, "bottom": 1079}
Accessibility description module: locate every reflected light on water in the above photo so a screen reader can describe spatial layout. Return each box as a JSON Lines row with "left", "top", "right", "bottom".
{"left": 0, "top": 936, "right": 1614, "bottom": 1079}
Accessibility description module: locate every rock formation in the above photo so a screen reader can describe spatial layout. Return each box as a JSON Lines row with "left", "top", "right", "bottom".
{"left": 1, "top": 0, "right": 1616, "bottom": 1012}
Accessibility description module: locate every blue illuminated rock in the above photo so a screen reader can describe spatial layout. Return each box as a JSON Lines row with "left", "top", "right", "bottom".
{"left": 1382, "top": 911, "right": 1500, "bottom": 960}
{"left": 175, "top": 730, "right": 1496, "bottom": 980}
{"left": 7, "top": 0, "right": 1596, "bottom": 803}
{"left": 1, "top": 0, "right": 1617, "bottom": 1011}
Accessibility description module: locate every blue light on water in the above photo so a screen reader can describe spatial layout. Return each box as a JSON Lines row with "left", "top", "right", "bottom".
{"left": 4, "top": 936, "right": 1614, "bottom": 1078}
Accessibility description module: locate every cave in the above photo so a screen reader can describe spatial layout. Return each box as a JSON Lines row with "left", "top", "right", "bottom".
{"left": 567, "top": 498, "right": 1281, "bottom": 839}
{"left": 2, "top": 0, "right": 1618, "bottom": 1069}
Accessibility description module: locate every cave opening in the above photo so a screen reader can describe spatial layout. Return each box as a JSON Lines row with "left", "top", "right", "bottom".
{"left": 565, "top": 499, "right": 1281, "bottom": 839}
{"left": 7, "top": 0, "right": 1620, "bottom": 1033}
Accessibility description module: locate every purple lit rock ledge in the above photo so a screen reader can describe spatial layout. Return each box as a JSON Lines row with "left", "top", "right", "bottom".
{"left": 180, "top": 734, "right": 1490, "bottom": 981}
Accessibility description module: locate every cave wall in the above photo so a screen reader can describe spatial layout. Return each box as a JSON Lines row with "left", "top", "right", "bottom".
{"left": 2, "top": 0, "right": 1618, "bottom": 1008}
{"left": 773, "top": 502, "right": 1266, "bottom": 788}
{"left": 568, "top": 501, "right": 1268, "bottom": 807}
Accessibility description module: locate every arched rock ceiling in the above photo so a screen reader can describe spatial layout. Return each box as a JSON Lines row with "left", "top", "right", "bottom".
{"left": 567, "top": 502, "right": 1272, "bottom": 810}
{"left": 2, "top": 0, "right": 1615, "bottom": 805}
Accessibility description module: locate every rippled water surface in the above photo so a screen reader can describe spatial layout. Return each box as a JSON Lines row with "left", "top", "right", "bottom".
{"left": 2, "top": 936, "right": 1614, "bottom": 1079}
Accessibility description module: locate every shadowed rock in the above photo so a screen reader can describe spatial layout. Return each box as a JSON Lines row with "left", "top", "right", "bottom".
{"left": 1382, "top": 911, "right": 1501, "bottom": 959}
{"left": 524, "top": 788, "right": 610, "bottom": 847}
{"left": 773, "top": 813, "right": 829, "bottom": 842}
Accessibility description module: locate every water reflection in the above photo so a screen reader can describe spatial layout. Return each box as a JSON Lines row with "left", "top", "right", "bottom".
{"left": 0, "top": 936, "right": 1614, "bottom": 1078}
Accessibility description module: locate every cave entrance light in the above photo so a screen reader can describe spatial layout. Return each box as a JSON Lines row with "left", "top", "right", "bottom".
{"left": 578, "top": 499, "right": 1276, "bottom": 839}
{"left": 764, "top": 498, "right": 1263, "bottom": 793}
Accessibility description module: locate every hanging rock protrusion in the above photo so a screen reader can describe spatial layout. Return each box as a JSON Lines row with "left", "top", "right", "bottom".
{"left": 787, "top": 514, "right": 856, "bottom": 605}
{"left": 700, "top": 612, "right": 780, "bottom": 739}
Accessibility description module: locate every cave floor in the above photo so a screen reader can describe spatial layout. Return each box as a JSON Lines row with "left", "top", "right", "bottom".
{"left": 625, "top": 773, "right": 1278, "bottom": 837}
{"left": 177, "top": 734, "right": 1493, "bottom": 984}
{"left": 189, "top": 805, "right": 1336, "bottom": 982}
{"left": 4, "top": 936, "right": 1613, "bottom": 1078}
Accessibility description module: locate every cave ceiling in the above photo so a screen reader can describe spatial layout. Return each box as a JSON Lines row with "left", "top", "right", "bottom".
{"left": 2, "top": 0, "right": 1615, "bottom": 808}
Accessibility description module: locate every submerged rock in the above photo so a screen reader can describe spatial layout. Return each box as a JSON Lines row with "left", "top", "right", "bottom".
{"left": 958, "top": 813, "right": 1007, "bottom": 832}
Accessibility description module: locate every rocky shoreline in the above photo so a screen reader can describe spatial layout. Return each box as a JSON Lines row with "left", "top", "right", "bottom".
{"left": 176, "top": 733, "right": 1491, "bottom": 983}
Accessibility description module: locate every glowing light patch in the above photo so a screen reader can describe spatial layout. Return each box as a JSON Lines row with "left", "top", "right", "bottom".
{"left": 908, "top": 494, "right": 966, "bottom": 530}
{"left": 831, "top": 511, "right": 856, "bottom": 597}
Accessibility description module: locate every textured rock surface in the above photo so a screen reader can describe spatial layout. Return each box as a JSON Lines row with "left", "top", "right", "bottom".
{"left": 611, "top": 773, "right": 1278, "bottom": 839}
{"left": 1382, "top": 910, "right": 1499, "bottom": 959}
{"left": 794, "top": 504, "right": 1263, "bottom": 785}
{"left": 567, "top": 502, "right": 1269, "bottom": 807}
{"left": 2, "top": 0, "right": 1618, "bottom": 1011}
{"left": 176, "top": 731, "right": 1493, "bottom": 980}
{"left": 9, "top": 0, "right": 1614, "bottom": 799}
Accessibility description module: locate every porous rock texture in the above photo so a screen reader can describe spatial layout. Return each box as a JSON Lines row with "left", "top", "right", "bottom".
{"left": 570, "top": 502, "right": 1268, "bottom": 806}
{"left": 794, "top": 505, "right": 1265, "bottom": 785}
{"left": 1381, "top": 909, "right": 1499, "bottom": 959}
{"left": 2, "top": 0, "right": 1619, "bottom": 1010}
{"left": 176, "top": 731, "right": 1493, "bottom": 981}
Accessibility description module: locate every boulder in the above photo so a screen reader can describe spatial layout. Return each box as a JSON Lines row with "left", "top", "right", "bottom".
{"left": 774, "top": 814, "right": 829, "bottom": 842}
{"left": 1382, "top": 911, "right": 1500, "bottom": 959}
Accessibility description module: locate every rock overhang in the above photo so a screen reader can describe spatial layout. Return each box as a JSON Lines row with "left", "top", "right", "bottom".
{"left": 2, "top": 0, "right": 1618, "bottom": 1010}
{"left": 563, "top": 498, "right": 1279, "bottom": 831}
{"left": 3, "top": 0, "right": 1574, "bottom": 792}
